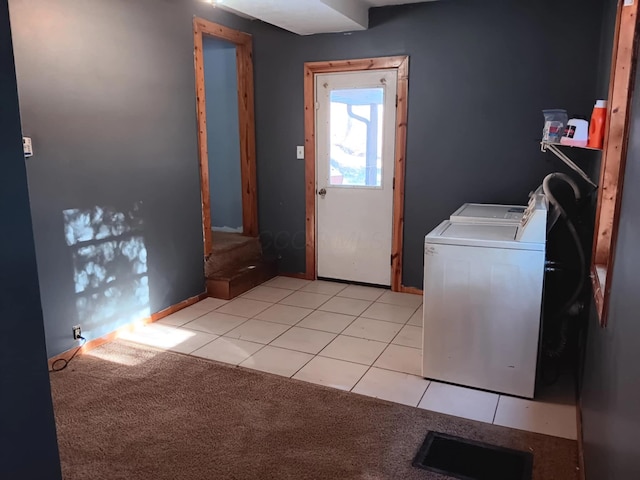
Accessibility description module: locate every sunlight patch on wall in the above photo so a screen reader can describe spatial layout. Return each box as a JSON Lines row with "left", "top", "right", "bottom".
{"left": 63, "top": 202, "right": 150, "bottom": 339}
{"left": 64, "top": 203, "right": 144, "bottom": 246}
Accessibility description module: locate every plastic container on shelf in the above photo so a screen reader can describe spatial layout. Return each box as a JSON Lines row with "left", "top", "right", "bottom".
{"left": 542, "top": 109, "right": 568, "bottom": 143}
{"left": 587, "top": 100, "right": 607, "bottom": 149}
{"left": 561, "top": 118, "right": 589, "bottom": 147}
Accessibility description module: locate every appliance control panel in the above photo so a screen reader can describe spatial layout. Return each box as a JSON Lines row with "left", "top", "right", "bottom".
{"left": 516, "top": 188, "right": 548, "bottom": 243}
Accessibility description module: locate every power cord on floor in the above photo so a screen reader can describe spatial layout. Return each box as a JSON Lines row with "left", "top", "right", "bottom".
{"left": 49, "top": 337, "right": 86, "bottom": 372}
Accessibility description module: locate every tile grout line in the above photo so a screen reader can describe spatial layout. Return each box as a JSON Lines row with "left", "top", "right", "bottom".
{"left": 245, "top": 317, "right": 312, "bottom": 353}
{"left": 181, "top": 313, "right": 252, "bottom": 336}
{"left": 188, "top": 316, "right": 254, "bottom": 351}
{"left": 492, "top": 395, "right": 502, "bottom": 424}
{"left": 335, "top": 288, "right": 386, "bottom": 303}
{"left": 363, "top": 339, "right": 397, "bottom": 378}
{"left": 276, "top": 288, "right": 340, "bottom": 310}
{"left": 234, "top": 298, "right": 338, "bottom": 356}
{"left": 288, "top": 349, "right": 318, "bottom": 379}
{"left": 280, "top": 290, "right": 394, "bottom": 385}
{"left": 349, "top": 364, "right": 373, "bottom": 393}
{"left": 353, "top": 313, "right": 413, "bottom": 326}
{"left": 263, "top": 279, "right": 310, "bottom": 292}
{"left": 316, "top": 333, "right": 389, "bottom": 367}
{"left": 159, "top": 305, "right": 214, "bottom": 327}
{"left": 236, "top": 342, "right": 270, "bottom": 367}
{"left": 180, "top": 305, "right": 250, "bottom": 333}
{"left": 182, "top": 331, "right": 223, "bottom": 356}
{"left": 416, "top": 380, "right": 432, "bottom": 407}
{"left": 252, "top": 298, "right": 343, "bottom": 357}
{"left": 272, "top": 289, "right": 348, "bottom": 383}
{"left": 242, "top": 289, "right": 298, "bottom": 304}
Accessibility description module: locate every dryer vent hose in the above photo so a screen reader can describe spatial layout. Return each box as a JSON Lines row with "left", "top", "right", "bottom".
{"left": 542, "top": 173, "right": 586, "bottom": 316}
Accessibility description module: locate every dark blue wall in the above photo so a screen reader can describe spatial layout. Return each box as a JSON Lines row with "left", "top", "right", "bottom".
{"left": 251, "top": 0, "right": 604, "bottom": 285}
{"left": 203, "top": 36, "right": 243, "bottom": 231}
{"left": 0, "top": 0, "right": 61, "bottom": 477}
{"left": 9, "top": 0, "right": 253, "bottom": 357}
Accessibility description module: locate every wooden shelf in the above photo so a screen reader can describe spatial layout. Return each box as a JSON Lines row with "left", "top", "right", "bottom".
{"left": 540, "top": 141, "right": 599, "bottom": 189}
{"left": 541, "top": 141, "right": 602, "bottom": 152}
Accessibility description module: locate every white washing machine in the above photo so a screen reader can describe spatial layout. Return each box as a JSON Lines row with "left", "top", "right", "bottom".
{"left": 450, "top": 203, "right": 526, "bottom": 224}
{"left": 422, "top": 193, "right": 547, "bottom": 398}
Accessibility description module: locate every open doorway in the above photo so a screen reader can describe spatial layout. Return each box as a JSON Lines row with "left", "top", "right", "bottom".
{"left": 193, "top": 18, "right": 259, "bottom": 259}
{"left": 203, "top": 36, "right": 243, "bottom": 235}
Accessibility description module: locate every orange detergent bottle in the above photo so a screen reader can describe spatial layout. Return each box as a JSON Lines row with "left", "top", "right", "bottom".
{"left": 588, "top": 100, "right": 607, "bottom": 149}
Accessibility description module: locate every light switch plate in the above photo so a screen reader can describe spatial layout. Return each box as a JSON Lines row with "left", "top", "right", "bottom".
{"left": 296, "top": 146, "right": 304, "bottom": 160}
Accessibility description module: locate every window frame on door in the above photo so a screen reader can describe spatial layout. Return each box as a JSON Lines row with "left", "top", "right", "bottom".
{"left": 303, "top": 56, "right": 411, "bottom": 293}
{"left": 591, "top": 0, "right": 639, "bottom": 326}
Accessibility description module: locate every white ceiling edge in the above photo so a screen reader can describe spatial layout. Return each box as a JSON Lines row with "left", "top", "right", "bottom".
{"left": 212, "top": 0, "right": 436, "bottom": 36}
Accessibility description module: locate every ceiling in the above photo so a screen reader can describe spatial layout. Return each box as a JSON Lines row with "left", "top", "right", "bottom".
{"left": 213, "top": 0, "right": 436, "bottom": 35}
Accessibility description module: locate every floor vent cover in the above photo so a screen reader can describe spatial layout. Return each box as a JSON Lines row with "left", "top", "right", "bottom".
{"left": 412, "top": 432, "right": 533, "bottom": 480}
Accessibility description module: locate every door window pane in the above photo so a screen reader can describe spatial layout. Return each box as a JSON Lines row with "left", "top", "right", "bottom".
{"left": 329, "top": 88, "right": 384, "bottom": 187}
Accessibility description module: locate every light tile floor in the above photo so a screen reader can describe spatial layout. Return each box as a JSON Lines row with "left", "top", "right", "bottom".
{"left": 121, "top": 277, "right": 577, "bottom": 440}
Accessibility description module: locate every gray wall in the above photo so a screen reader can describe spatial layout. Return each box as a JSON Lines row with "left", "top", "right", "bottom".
{"left": 0, "top": 0, "right": 61, "bottom": 477}
{"left": 9, "top": 0, "right": 253, "bottom": 357}
{"left": 252, "top": 0, "right": 604, "bottom": 285}
{"left": 581, "top": 61, "right": 640, "bottom": 478}
{"left": 580, "top": 1, "right": 640, "bottom": 478}
{"left": 203, "top": 36, "right": 243, "bottom": 231}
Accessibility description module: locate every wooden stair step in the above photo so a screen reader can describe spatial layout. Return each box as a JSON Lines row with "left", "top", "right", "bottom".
{"left": 206, "top": 232, "right": 262, "bottom": 277}
{"left": 206, "top": 257, "right": 278, "bottom": 300}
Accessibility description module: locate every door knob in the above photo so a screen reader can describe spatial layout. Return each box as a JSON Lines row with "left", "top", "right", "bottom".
{"left": 318, "top": 188, "right": 327, "bottom": 198}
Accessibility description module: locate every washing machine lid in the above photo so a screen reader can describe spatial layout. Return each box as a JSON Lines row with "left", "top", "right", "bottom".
{"left": 425, "top": 221, "right": 545, "bottom": 251}
{"left": 450, "top": 203, "right": 526, "bottom": 224}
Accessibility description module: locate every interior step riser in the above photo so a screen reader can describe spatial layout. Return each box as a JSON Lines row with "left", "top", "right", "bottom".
{"left": 205, "top": 238, "right": 262, "bottom": 277}
{"left": 206, "top": 259, "right": 277, "bottom": 300}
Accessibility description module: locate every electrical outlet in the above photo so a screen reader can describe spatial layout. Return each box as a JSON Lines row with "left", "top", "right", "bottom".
{"left": 72, "top": 325, "right": 82, "bottom": 340}
{"left": 23, "top": 137, "right": 33, "bottom": 158}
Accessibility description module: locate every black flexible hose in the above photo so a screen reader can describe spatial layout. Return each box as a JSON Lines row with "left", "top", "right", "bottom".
{"left": 542, "top": 173, "right": 586, "bottom": 316}
{"left": 549, "top": 172, "right": 582, "bottom": 202}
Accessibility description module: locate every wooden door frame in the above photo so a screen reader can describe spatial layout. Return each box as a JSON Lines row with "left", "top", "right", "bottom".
{"left": 303, "top": 56, "right": 410, "bottom": 292}
{"left": 193, "top": 17, "right": 258, "bottom": 258}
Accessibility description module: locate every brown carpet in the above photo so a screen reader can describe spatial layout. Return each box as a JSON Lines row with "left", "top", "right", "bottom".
{"left": 49, "top": 340, "right": 578, "bottom": 480}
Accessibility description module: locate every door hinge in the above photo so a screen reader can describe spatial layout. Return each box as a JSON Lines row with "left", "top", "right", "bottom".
{"left": 395, "top": 95, "right": 398, "bottom": 107}
{"left": 392, "top": 177, "right": 395, "bottom": 190}
{"left": 390, "top": 254, "right": 394, "bottom": 266}
{"left": 315, "top": 102, "right": 320, "bottom": 110}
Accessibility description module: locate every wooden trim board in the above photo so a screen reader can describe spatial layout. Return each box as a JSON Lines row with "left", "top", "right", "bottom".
{"left": 47, "top": 293, "right": 207, "bottom": 370}
{"left": 193, "top": 18, "right": 259, "bottom": 258}
{"left": 303, "top": 56, "right": 410, "bottom": 291}
{"left": 193, "top": 21, "right": 212, "bottom": 256}
{"left": 400, "top": 285, "right": 422, "bottom": 296}
{"left": 591, "top": 0, "right": 639, "bottom": 325}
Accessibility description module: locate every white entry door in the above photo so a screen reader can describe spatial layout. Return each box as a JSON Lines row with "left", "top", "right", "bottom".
{"left": 316, "top": 70, "right": 398, "bottom": 286}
